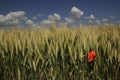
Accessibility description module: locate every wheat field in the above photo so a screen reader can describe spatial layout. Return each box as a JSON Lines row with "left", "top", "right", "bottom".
{"left": 0, "top": 25, "right": 120, "bottom": 80}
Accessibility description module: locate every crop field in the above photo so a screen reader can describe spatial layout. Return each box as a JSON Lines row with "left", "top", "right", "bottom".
{"left": 0, "top": 25, "right": 120, "bottom": 80}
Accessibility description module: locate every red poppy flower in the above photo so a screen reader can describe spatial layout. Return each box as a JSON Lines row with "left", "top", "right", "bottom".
{"left": 87, "top": 51, "right": 96, "bottom": 63}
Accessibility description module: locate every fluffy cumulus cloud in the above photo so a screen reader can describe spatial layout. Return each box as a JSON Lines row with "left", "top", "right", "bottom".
{"left": 26, "top": 19, "right": 36, "bottom": 27}
{"left": 41, "top": 20, "right": 55, "bottom": 24}
{"left": 0, "top": 11, "right": 27, "bottom": 27}
{"left": 64, "top": 17, "right": 75, "bottom": 25}
{"left": 48, "top": 13, "right": 61, "bottom": 22}
{"left": 71, "top": 6, "right": 84, "bottom": 20}
{"left": 0, "top": 11, "right": 39, "bottom": 28}
{"left": 64, "top": 7, "right": 84, "bottom": 25}
{"left": 41, "top": 13, "right": 61, "bottom": 24}
{"left": 88, "top": 20, "right": 93, "bottom": 23}
{"left": 85, "top": 14, "right": 95, "bottom": 20}
{"left": 26, "top": 19, "right": 34, "bottom": 24}
{"left": 95, "top": 20, "right": 100, "bottom": 25}
{"left": 85, "top": 14, "right": 97, "bottom": 24}
{"left": 41, "top": 7, "right": 83, "bottom": 25}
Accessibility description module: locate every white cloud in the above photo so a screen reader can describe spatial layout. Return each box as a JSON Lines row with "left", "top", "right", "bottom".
{"left": 0, "top": 11, "right": 27, "bottom": 27}
{"left": 88, "top": 20, "right": 93, "bottom": 23}
{"left": 48, "top": 13, "right": 61, "bottom": 22}
{"left": 41, "top": 13, "right": 61, "bottom": 24}
{"left": 95, "top": 20, "right": 100, "bottom": 25}
{"left": 41, "top": 20, "right": 55, "bottom": 24}
{"left": 64, "top": 17, "right": 75, "bottom": 25}
{"left": 7, "top": 11, "right": 27, "bottom": 20}
{"left": 26, "top": 19, "right": 37, "bottom": 27}
{"left": 26, "top": 19, "right": 34, "bottom": 25}
{"left": 0, "top": 11, "right": 40, "bottom": 28}
{"left": 85, "top": 14, "right": 96, "bottom": 24}
{"left": 64, "top": 7, "right": 84, "bottom": 25}
{"left": 102, "top": 18, "right": 107, "bottom": 22}
{"left": 85, "top": 14, "right": 95, "bottom": 20}
{"left": 71, "top": 6, "right": 84, "bottom": 20}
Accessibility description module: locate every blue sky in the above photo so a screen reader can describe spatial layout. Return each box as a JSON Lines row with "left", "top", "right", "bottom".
{"left": 0, "top": 0, "right": 120, "bottom": 27}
